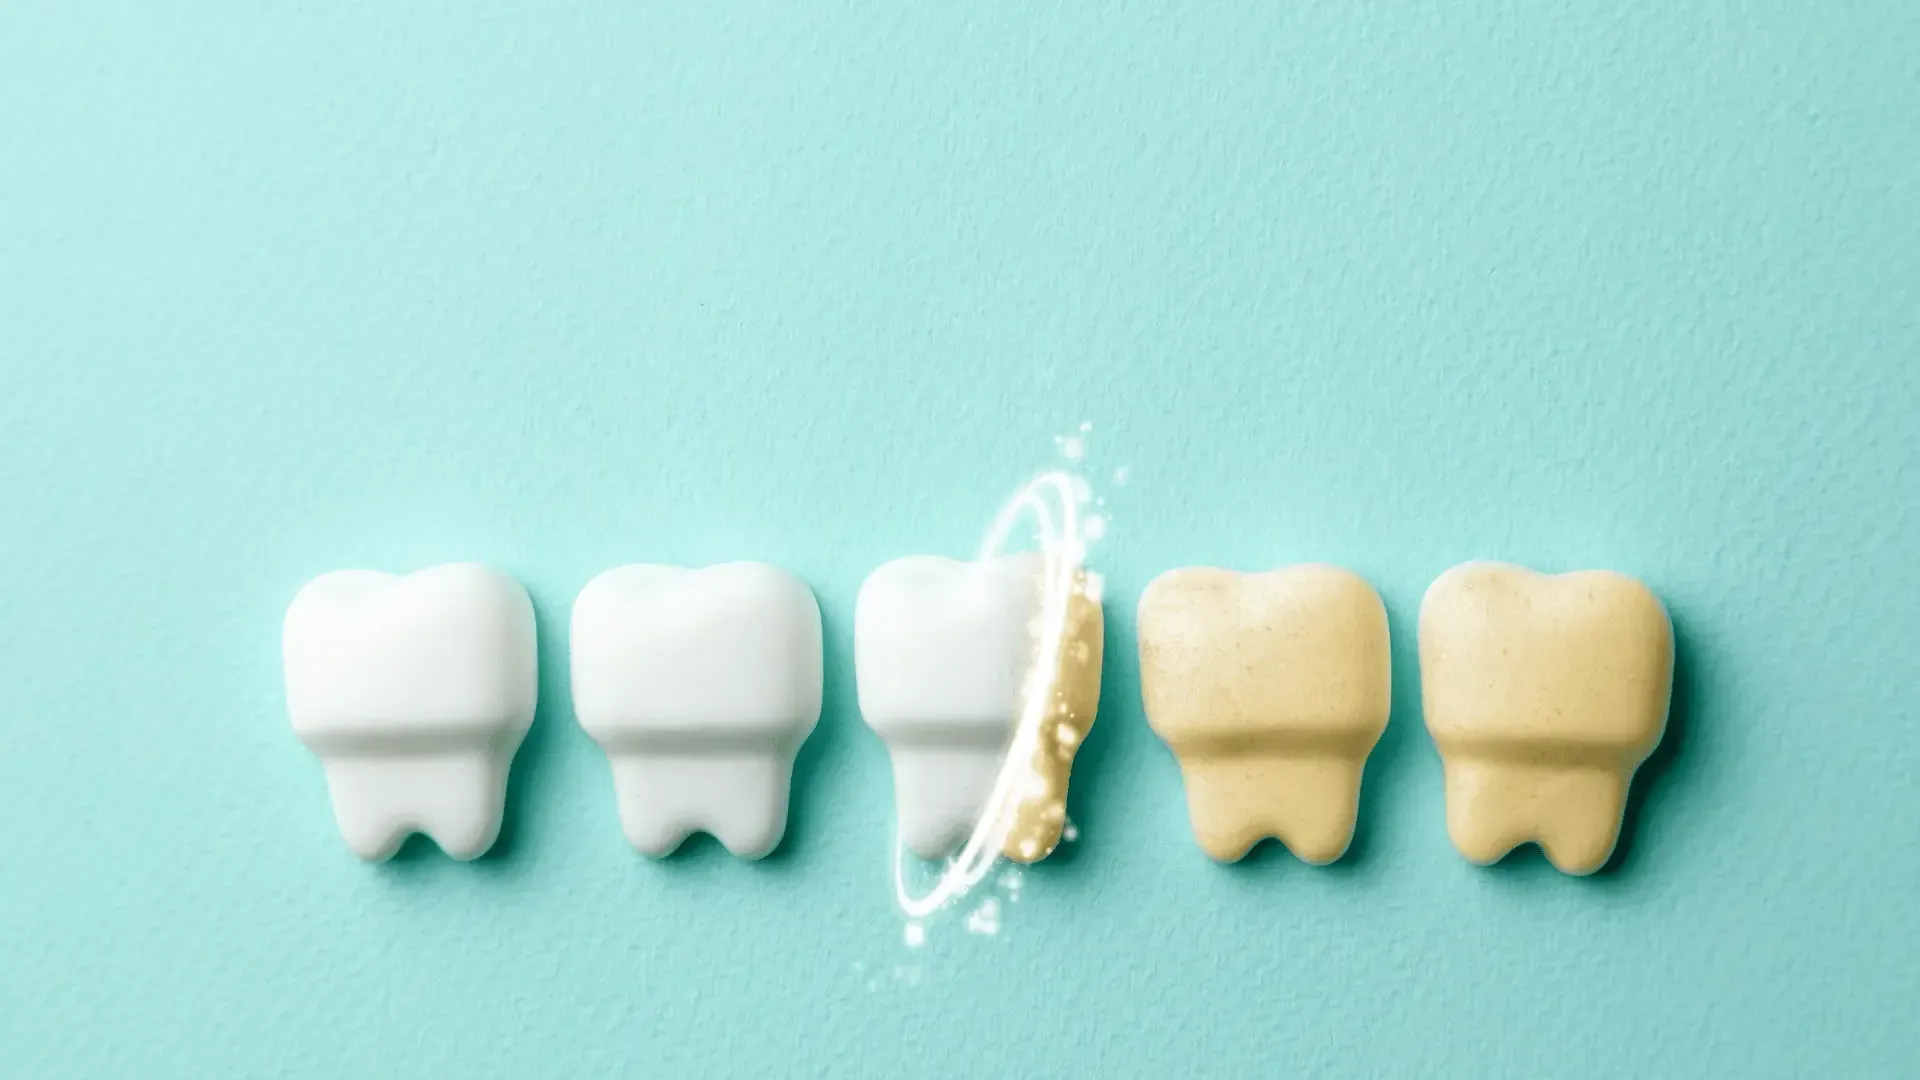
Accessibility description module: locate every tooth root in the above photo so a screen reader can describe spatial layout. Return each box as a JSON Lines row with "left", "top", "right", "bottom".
{"left": 1420, "top": 562, "right": 1672, "bottom": 876}
{"left": 856, "top": 554, "right": 1104, "bottom": 863}
{"left": 319, "top": 760, "right": 416, "bottom": 862}
{"left": 1437, "top": 757, "right": 1532, "bottom": 866}
{"left": 570, "top": 563, "right": 822, "bottom": 860}
{"left": 606, "top": 754, "right": 694, "bottom": 857}
{"left": 1173, "top": 753, "right": 1368, "bottom": 864}
{"left": 1536, "top": 768, "right": 1631, "bottom": 874}
{"left": 1139, "top": 565, "right": 1392, "bottom": 865}
{"left": 322, "top": 752, "right": 508, "bottom": 861}
{"left": 886, "top": 744, "right": 1007, "bottom": 860}
{"left": 607, "top": 750, "right": 796, "bottom": 859}
{"left": 283, "top": 564, "right": 538, "bottom": 862}
{"left": 1440, "top": 756, "right": 1633, "bottom": 874}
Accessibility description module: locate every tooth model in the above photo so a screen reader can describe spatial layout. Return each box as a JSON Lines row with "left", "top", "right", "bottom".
{"left": 283, "top": 563, "right": 539, "bottom": 861}
{"left": 856, "top": 554, "right": 1103, "bottom": 863}
{"left": 1138, "top": 565, "right": 1392, "bottom": 864}
{"left": 1420, "top": 561, "right": 1673, "bottom": 875}
{"left": 571, "top": 562, "right": 822, "bottom": 858}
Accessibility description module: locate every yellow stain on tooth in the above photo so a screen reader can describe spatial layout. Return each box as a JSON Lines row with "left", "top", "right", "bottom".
{"left": 998, "top": 572, "right": 1104, "bottom": 864}
{"left": 1419, "top": 561, "right": 1673, "bottom": 876}
{"left": 1137, "top": 565, "right": 1392, "bottom": 864}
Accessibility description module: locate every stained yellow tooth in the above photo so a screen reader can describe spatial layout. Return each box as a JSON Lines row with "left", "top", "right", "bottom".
{"left": 997, "top": 572, "right": 1104, "bottom": 864}
{"left": 1419, "top": 561, "right": 1674, "bottom": 875}
{"left": 1138, "top": 565, "right": 1391, "bottom": 864}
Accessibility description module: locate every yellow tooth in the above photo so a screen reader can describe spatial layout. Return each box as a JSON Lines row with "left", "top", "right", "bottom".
{"left": 997, "top": 572, "right": 1104, "bottom": 864}
{"left": 1419, "top": 561, "right": 1673, "bottom": 875}
{"left": 1138, "top": 565, "right": 1391, "bottom": 864}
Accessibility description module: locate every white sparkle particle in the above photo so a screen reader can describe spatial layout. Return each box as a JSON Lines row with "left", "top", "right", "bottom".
{"left": 966, "top": 897, "right": 1002, "bottom": 936}
{"left": 1081, "top": 572, "right": 1105, "bottom": 605}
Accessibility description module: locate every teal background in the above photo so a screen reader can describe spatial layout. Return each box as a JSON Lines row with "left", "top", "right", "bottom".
{"left": 3, "top": 2, "right": 1917, "bottom": 1076}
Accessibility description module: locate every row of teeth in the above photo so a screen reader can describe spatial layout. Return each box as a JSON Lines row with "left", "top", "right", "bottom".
{"left": 284, "top": 558, "right": 1671, "bottom": 877}
{"left": 1139, "top": 561, "right": 1673, "bottom": 875}
{"left": 283, "top": 556, "right": 1099, "bottom": 864}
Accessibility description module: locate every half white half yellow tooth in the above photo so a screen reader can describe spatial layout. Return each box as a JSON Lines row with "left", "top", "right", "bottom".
{"left": 282, "top": 563, "right": 538, "bottom": 861}
{"left": 1419, "top": 561, "right": 1674, "bottom": 875}
{"left": 855, "top": 554, "right": 1103, "bottom": 863}
{"left": 1138, "top": 564, "right": 1391, "bottom": 863}
{"left": 570, "top": 562, "right": 822, "bottom": 859}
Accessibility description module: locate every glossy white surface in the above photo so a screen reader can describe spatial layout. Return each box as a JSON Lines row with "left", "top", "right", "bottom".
{"left": 283, "top": 563, "right": 538, "bottom": 861}
{"left": 571, "top": 562, "right": 822, "bottom": 858}
{"left": 855, "top": 553, "right": 1044, "bottom": 859}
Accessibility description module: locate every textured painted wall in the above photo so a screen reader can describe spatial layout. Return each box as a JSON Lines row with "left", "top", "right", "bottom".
{"left": 3, "top": 2, "right": 1917, "bottom": 1076}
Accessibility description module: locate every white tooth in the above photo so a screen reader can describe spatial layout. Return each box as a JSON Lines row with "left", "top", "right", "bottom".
{"left": 570, "top": 562, "right": 821, "bottom": 859}
{"left": 282, "top": 564, "right": 538, "bottom": 862}
{"left": 1420, "top": 561, "right": 1674, "bottom": 875}
{"left": 855, "top": 554, "right": 1103, "bottom": 863}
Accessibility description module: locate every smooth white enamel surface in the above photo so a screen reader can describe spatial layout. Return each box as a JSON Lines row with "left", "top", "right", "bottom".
{"left": 570, "top": 562, "right": 822, "bottom": 858}
{"left": 855, "top": 553, "right": 1043, "bottom": 859}
{"left": 283, "top": 563, "right": 538, "bottom": 861}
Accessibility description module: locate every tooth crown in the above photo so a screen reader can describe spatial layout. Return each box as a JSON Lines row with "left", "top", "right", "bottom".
{"left": 855, "top": 554, "right": 1102, "bottom": 863}
{"left": 856, "top": 555, "right": 1043, "bottom": 742}
{"left": 282, "top": 563, "right": 538, "bottom": 861}
{"left": 570, "top": 562, "right": 822, "bottom": 859}
{"left": 572, "top": 563, "right": 823, "bottom": 745}
{"left": 1138, "top": 564, "right": 1391, "bottom": 864}
{"left": 284, "top": 564, "right": 538, "bottom": 747}
{"left": 1419, "top": 561, "right": 1674, "bottom": 874}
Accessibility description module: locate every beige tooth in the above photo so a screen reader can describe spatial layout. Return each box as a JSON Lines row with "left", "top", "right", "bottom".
{"left": 1419, "top": 561, "right": 1674, "bottom": 875}
{"left": 1138, "top": 565, "right": 1391, "bottom": 864}
{"left": 998, "top": 571, "right": 1104, "bottom": 864}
